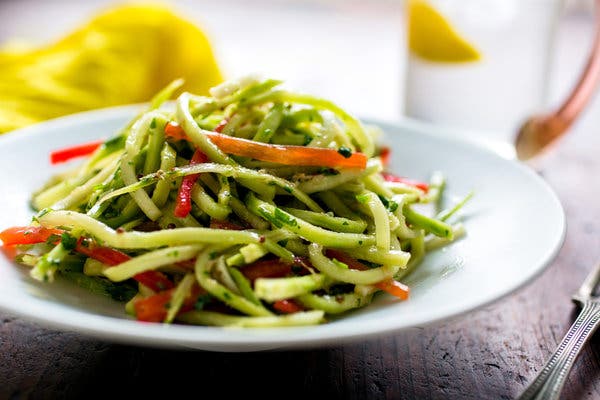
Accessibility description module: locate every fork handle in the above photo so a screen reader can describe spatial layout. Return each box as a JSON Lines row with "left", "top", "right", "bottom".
{"left": 518, "top": 301, "right": 600, "bottom": 400}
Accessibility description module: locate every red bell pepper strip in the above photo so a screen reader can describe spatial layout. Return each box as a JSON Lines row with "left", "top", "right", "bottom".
{"left": 75, "top": 238, "right": 129, "bottom": 265}
{"left": 240, "top": 259, "right": 294, "bottom": 284}
{"left": 381, "top": 173, "right": 429, "bottom": 193}
{"left": 75, "top": 238, "right": 174, "bottom": 292}
{"left": 214, "top": 118, "right": 228, "bottom": 133}
{"left": 240, "top": 258, "right": 311, "bottom": 285}
{"left": 273, "top": 299, "right": 304, "bottom": 314}
{"left": 209, "top": 219, "right": 245, "bottom": 230}
{"left": 164, "top": 121, "right": 367, "bottom": 169}
{"left": 134, "top": 289, "right": 174, "bottom": 322}
{"left": 373, "top": 279, "right": 410, "bottom": 300}
{"left": 134, "top": 285, "right": 204, "bottom": 322}
{"left": 0, "top": 226, "right": 64, "bottom": 246}
{"left": 50, "top": 140, "right": 104, "bottom": 164}
{"left": 174, "top": 149, "right": 208, "bottom": 218}
{"left": 0, "top": 227, "right": 174, "bottom": 292}
{"left": 164, "top": 122, "right": 187, "bottom": 140}
{"left": 379, "top": 146, "right": 391, "bottom": 167}
{"left": 326, "top": 249, "right": 410, "bottom": 300}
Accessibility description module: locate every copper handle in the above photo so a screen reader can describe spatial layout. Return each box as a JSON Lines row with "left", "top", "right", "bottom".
{"left": 515, "top": 0, "right": 600, "bottom": 160}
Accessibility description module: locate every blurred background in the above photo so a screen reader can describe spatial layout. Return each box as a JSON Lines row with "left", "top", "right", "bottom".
{"left": 0, "top": 0, "right": 596, "bottom": 140}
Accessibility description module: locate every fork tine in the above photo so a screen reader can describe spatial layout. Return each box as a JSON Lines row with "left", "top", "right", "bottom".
{"left": 575, "top": 261, "right": 600, "bottom": 299}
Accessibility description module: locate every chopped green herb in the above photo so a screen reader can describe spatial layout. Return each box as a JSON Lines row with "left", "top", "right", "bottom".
{"left": 356, "top": 193, "right": 370, "bottom": 204}
{"left": 60, "top": 233, "right": 77, "bottom": 251}
{"left": 378, "top": 195, "right": 399, "bottom": 212}
{"left": 328, "top": 283, "right": 355, "bottom": 296}
{"left": 274, "top": 208, "right": 298, "bottom": 227}
{"left": 194, "top": 294, "right": 213, "bottom": 310}
{"left": 337, "top": 146, "right": 353, "bottom": 158}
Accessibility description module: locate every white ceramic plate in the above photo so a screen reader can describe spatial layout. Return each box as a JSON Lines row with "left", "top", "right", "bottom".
{"left": 0, "top": 106, "right": 565, "bottom": 352}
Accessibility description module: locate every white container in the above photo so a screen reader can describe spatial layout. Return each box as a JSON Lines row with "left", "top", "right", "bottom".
{"left": 403, "top": 0, "right": 564, "bottom": 145}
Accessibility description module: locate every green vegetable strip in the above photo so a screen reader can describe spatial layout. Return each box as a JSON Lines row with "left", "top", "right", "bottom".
{"left": 436, "top": 191, "right": 474, "bottom": 222}
{"left": 296, "top": 168, "right": 367, "bottom": 194}
{"left": 51, "top": 155, "right": 120, "bottom": 211}
{"left": 151, "top": 143, "right": 177, "bottom": 208}
{"left": 403, "top": 205, "right": 453, "bottom": 239}
{"left": 385, "top": 181, "right": 425, "bottom": 196}
{"left": 228, "top": 267, "right": 262, "bottom": 305}
{"left": 262, "top": 238, "right": 295, "bottom": 263}
{"left": 229, "top": 243, "right": 268, "bottom": 265}
{"left": 253, "top": 103, "right": 284, "bottom": 142}
{"left": 225, "top": 229, "right": 295, "bottom": 265}
{"left": 194, "top": 248, "right": 273, "bottom": 317}
{"left": 217, "top": 176, "right": 231, "bottom": 207}
{"left": 30, "top": 242, "right": 70, "bottom": 282}
{"left": 103, "top": 245, "right": 202, "bottom": 282}
{"left": 254, "top": 274, "right": 329, "bottom": 301}
{"left": 198, "top": 173, "right": 221, "bottom": 194}
{"left": 228, "top": 197, "right": 270, "bottom": 230}
{"left": 396, "top": 232, "right": 425, "bottom": 279}
{"left": 282, "top": 207, "right": 367, "bottom": 234}
{"left": 164, "top": 273, "right": 196, "bottom": 324}
{"left": 142, "top": 117, "right": 167, "bottom": 175}
{"left": 425, "top": 171, "right": 446, "bottom": 208}
{"left": 283, "top": 238, "right": 308, "bottom": 256}
{"left": 53, "top": 79, "right": 179, "bottom": 193}
{"left": 281, "top": 107, "right": 323, "bottom": 127}
{"left": 425, "top": 223, "right": 466, "bottom": 251}
{"left": 177, "top": 93, "right": 276, "bottom": 197}
{"left": 244, "top": 90, "right": 374, "bottom": 157}
{"left": 120, "top": 112, "right": 162, "bottom": 220}
{"left": 359, "top": 191, "right": 390, "bottom": 251}
{"left": 322, "top": 112, "right": 353, "bottom": 149}
{"left": 177, "top": 93, "right": 235, "bottom": 164}
{"left": 297, "top": 292, "right": 373, "bottom": 314}
{"left": 191, "top": 184, "right": 231, "bottom": 220}
{"left": 209, "top": 75, "right": 261, "bottom": 99}
{"left": 158, "top": 205, "right": 202, "bottom": 229}
{"left": 212, "top": 257, "right": 242, "bottom": 294}
{"left": 247, "top": 194, "right": 374, "bottom": 248}
{"left": 37, "top": 211, "right": 262, "bottom": 249}
{"left": 308, "top": 244, "right": 399, "bottom": 285}
{"left": 211, "top": 77, "right": 280, "bottom": 104}
{"left": 363, "top": 173, "right": 395, "bottom": 199}
{"left": 61, "top": 270, "right": 136, "bottom": 302}
{"left": 316, "top": 191, "right": 360, "bottom": 220}
{"left": 83, "top": 258, "right": 107, "bottom": 276}
{"left": 220, "top": 112, "right": 246, "bottom": 136}
{"left": 343, "top": 247, "right": 410, "bottom": 267}
{"left": 104, "top": 201, "right": 140, "bottom": 229}
{"left": 34, "top": 144, "right": 125, "bottom": 209}
{"left": 307, "top": 113, "right": 337, "bottom": 148}
{"left": 150, "top": 78, "right": 184, "bottom": 109}
{"left": 391, "top": 194, "right": 418, "bottom": 239}
{"left": 177, "top": 310, "right": 325, "bottom": 327}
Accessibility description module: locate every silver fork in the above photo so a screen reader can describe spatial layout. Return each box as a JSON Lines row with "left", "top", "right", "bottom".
{"left": 518, "top": 261, "right": 600, "bottom": 400}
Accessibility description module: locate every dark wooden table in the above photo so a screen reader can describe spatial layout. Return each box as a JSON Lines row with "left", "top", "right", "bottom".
{"left": 2, "top": 3, "right": 600, "bottom": 400}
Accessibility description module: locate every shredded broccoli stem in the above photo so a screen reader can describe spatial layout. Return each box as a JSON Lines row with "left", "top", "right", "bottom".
{"left": 12, "top": 76, "right": 471, "bottom": 328}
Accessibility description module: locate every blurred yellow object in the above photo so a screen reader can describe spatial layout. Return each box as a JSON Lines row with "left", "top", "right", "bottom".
{"left": 0, "top": 4, "right": 223, "bottom": 133}
{"left": 407, "top": 0, "right": 480, "bottom": 63}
